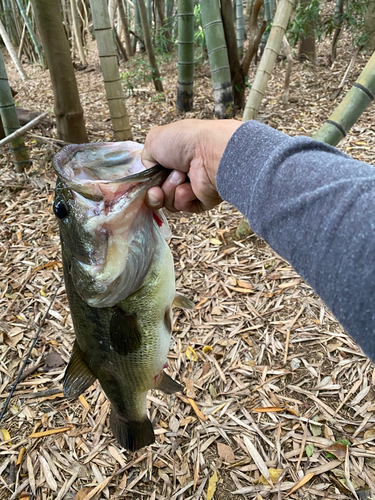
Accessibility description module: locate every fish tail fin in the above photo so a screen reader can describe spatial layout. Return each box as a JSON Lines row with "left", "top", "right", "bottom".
{"left": 110, "top": 411, "right": 155, "bottom": 452}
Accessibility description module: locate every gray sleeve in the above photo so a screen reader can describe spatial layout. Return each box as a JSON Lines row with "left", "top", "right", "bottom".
{"left": 216, "top": 120, "right": 375, "bottom": 361}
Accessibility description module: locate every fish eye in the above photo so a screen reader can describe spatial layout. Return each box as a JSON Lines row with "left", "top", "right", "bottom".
{"left": 53, "top": 201, "right": 69, "bottom": 220}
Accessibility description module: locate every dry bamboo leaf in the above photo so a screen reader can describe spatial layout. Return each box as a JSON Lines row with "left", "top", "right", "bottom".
{"left": 237, "top": 280, "right": 254, "bottom": 289}
{"left": 75, "top": 488, "right": 94, "bottom": 500}
{"left": 227, "top": 285, "right": 255, "bottom": 294}
{"left": 206, "top": 470, "right": 218, "bottom": 500}
{"left": 258, "top": 468, "right": 283, "bottom": 485}
{"left": 1, "top": 428, "right": 11, "bottom": 445}
{"left": 26, "top": 456, "right": 36, "bottom": 495}
{"left": 243, "top": 436, "right": 271, "bottom": 484}
{"left": 80, "top": 476, "right": 112, "bottom": 500}
{"left": 217, "top": 442, "right": 235, "bottom": 463}
{"left": 16, "top": 447, "right": 26, "bottom": 465}
{"left": 178, "top": 395, "right": 207, "bottom": 420}
{"left": 186, "top": 345, "right": 199, "bottom": 362}
{"left": 28, "top": 426, "right": 72, "bottom": 438}
{"left": 283, "top": 472, "right": 315, "bottom": 498}
{"left": 79, "top": 394, "right": 90, "bottom": 409}
{"left": 209, "top": 238, "right": 222, "bottom": 245}
{"left": 364, "top": 429, "right": 375, "bottom": 440}
{"left": 39, "top": 455, "right": 57, "bottom": 491}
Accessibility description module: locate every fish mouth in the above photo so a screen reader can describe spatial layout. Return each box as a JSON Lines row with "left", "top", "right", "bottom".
{"left": 53, "top": 142, "right": 168, "bottom": 200}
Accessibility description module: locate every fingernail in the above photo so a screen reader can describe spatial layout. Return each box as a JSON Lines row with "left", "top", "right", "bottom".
{"left": 169, "top": 170, "right": 183, "bottom": 184}
{"left": 147, "top": 192, "right": 159, "bottom": 206}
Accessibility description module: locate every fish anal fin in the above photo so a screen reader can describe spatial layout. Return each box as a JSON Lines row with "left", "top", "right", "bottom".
{"left": 110, "top": 411, "right": 155, "bottom": 452}
{"left": 157, "top": 371, "right": 184, "bottom": 394}
{"left": 172, "top": 294, "right": 195, "bottom": 310}
{"left": 110, "top": 308, "right": 142, "bottom": 356}
{"left": 63, "top": 341, "right": 97, "bottom": 400}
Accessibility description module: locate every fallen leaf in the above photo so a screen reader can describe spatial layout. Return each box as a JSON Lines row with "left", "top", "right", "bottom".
{"left": 1, "top": 428, "right": 11, "bottom": 445}
{"left": 206, "top": 470, "right": 218, "bottom": 500}
{"left": 45, "top": 352, "right": 64, "bottom": 368}
{"left": 309, "top": 415, "right": 322, "bottom": 437}
{"left": 75, "top": 488, "right": 94, "bottom": 500}
{"left": 227, "top": 285, "right": 255, "bottom": 294}
{"left": 217, "top": 442, "right": 235, "bottom": 463}
{"left": 202, "top": 345, "right": 213, "bottom": 353}
{"left": 209, "top": 238, "right": 222, "bottom": 245}
{"left": 211, "top": 306, "right": 222, "bottom": 315}
{"left": 28, "top": 426, "right": 72, "bottom": 438}
{"left": 185, "top": 346, "right": 198, "bottom": 362}
{"left": 364, "top": 428, "right": 375, "bottom": 439}
{"left": 283, "top": 472, "right": 315, "bottom": 497}
{"left": 325, "top": 442, "right": 349, "bottom": 460}
{"left": 305, "top": 444, "right": 314, "bottom": 457}
{"left": 237, "top": 280, "right": 253, "bottom": 289}
{"left": 258, "top": 468, "right": 282, "bottom": 484}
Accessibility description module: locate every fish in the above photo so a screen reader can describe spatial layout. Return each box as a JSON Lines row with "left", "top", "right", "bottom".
{"left": 53, "top": 141, "right": 193, "bottom": 451}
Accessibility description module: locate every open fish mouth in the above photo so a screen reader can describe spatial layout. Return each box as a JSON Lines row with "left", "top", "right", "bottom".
{"left": 54, "top": 141, "right": 169, "bottom": 308}
{"left": 53, "top": 142, "right": 167, "bottom": 200}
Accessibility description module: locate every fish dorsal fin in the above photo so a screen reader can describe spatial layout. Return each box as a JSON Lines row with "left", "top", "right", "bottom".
{"left": 157, "top": 371, "right": 184, "bottom": 394}
{"left": 109, "top": 308, "right": 142, "bottom": 356}
{"left": 63, "top": 341, "right": 97, "bottom": 400}
{"left": 172, "top": 294, "right": 195, "bottom": 310}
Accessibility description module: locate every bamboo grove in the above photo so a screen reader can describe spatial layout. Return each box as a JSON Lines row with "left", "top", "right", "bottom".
{"left": 0, "top": 0, "right": 375, "bottom": 171}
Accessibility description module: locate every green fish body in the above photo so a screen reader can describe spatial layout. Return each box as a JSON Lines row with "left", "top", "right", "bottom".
{"left": 53, "top": 142, "right": 193, "bottom": 451}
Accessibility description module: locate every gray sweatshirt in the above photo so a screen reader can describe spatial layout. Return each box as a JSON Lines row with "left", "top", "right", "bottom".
{"left": 217, "top": 120, "right": 375, "bottom": 361}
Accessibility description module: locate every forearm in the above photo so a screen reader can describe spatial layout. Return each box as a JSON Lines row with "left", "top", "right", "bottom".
{"left": 217, "top": 121, "right": 375, "bottom": 361}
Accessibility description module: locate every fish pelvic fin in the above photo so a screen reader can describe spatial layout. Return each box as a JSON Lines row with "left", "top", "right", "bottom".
{"left": 172, "top": 294, "right": 195, "bottom": 310}
{"left": 110, "top": 411, "right": 155, "bottom": 452}
{"left": 63, "top": 341, "right": 97, "bottom": 400}
{"left": 157, "top": 371, "right": 184, "bottom": 394}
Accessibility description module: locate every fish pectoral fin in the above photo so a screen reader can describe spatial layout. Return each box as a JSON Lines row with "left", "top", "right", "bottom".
{"left": 157, "top": 371, "right": 184, "bottom": 394}
{"left": 63, "top": 341, "right": 97, "bottom": 400}
{"left": 110, "top": 411, "right": 155, "bottom": 452}
{"left": 109, "top": 308, "right": 142, "bottom": 356}
{"left": 172, "top": 294, "right": 195, "bottom": 310}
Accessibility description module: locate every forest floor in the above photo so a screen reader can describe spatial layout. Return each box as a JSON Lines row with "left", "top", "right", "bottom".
{"left": 1, "top": 30, "right": 375, "bottom": 500}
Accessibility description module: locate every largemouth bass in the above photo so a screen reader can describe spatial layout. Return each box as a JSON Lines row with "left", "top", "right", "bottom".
{"left": 53, "top": 142, "right": 193, "bottom": 451}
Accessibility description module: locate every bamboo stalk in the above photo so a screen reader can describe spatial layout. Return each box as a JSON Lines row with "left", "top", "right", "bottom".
{"left": 201, "top": 0, "right": 234, "bottom": 118}
{"left": 313, "top": 50, "right": 375, "bottom": 146}
{"left": 176, "top": 0, "right": 194, "bottom": 112}
{"left": 15, "top": 0, "right": 45, "bottom": 67}
{"left": 0, "top": 112, "right": 48, "bottom": 147}
{"left": 0, "top": 18, "right": 28, "bottom": 80}
{"left": 89, "top": 0, "right": 132, "bottom": 140}
{"left": 70, "top": 0, "right": 86, "bottom": 64}
{"left": 243, "top": 0, "right": 295, "bottom": 121}
{"left": 0, "top": 49, "right": 30, "bottom": 172}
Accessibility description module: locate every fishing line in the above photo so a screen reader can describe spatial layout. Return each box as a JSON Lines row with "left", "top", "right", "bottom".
{"left": 0, "top": 276, "right": 64, "bottom": 424}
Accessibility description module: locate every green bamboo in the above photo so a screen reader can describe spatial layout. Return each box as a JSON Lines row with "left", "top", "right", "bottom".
{"left": 0, "top": 48, "right": 30, "bottom": 172}
{"left": 236, "top": 0, "right": 244, "bottom": 57}
{"left": 15, "top": 0, "right": 45, "bottom": 67}
{"left": 90, "top": 0, "right": 132, "bottom": 140}
{"left": 176, "top": 0, "right": 194, "bottom": 112}
{"left": 200, "top": 0, "right": 234, "bottom": 118}
{"left": 313, "top": 51, "right": 375, "bottom": 146}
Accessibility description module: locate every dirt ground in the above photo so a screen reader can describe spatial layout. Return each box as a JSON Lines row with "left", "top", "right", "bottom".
{"left": 1, "top": 27, "right": 375, "bottom": 500}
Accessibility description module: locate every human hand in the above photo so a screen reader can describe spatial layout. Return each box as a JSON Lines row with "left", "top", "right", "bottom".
{"left": 142, "top": 119, "right": 241, "bottom": 213}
